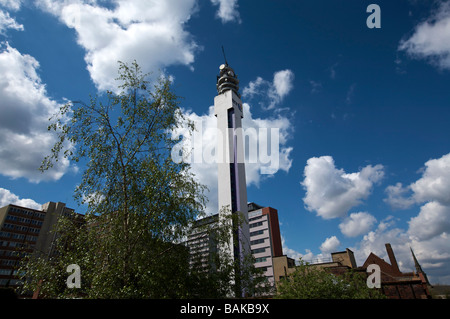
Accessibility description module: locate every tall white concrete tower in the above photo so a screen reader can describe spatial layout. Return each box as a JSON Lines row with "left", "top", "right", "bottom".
{"left": 214, "top": 61, "right": 250, "bottom": 294}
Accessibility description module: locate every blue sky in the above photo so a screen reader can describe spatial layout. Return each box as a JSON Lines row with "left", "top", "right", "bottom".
{"left": 1, "top": 0, "right": 450, "bottom": 284}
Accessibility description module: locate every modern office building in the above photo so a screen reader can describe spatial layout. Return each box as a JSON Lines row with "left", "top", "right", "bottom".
{"left": 186, "top": 202, "right": 283, "bottom": 288}
{"left": 186, "top": 214, "right": 219, "bottom": 272}
{"left": 248, "top": 203, "right": 283, "bottom": 287}
{"left": 0, "top": 202, "right": 75, "bottom": 288}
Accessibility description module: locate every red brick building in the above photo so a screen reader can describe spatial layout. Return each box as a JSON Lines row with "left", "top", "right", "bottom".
{"left": 362, "top": 243, "right": 431, "bottom": 299}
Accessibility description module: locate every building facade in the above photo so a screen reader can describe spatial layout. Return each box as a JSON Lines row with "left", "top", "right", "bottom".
{"left": 0, "top": 202, "right": 75, "bottom": 288}
{"left": 186, "top": 202, "right": 283, "bottom": 290}
{"left": 248, "top": 203, "right": 283, "bottom": 286}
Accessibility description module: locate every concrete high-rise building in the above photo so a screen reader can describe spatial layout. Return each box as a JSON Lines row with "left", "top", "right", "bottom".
{"left": 248, "top": 203, "right": 283, "bottom": 287}
{"left": 214, "top": 62, "right": 250, "bottom": 278}
{"left": 0, "top": 202, "right": 75, "bottom": 288}
{"left": 186, "top": 203, "right": 283, "bottom": 292}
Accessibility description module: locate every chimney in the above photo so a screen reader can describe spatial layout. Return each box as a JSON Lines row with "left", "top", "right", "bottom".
{"left": 385, "top": 243, "right": 401, "bottom": 274}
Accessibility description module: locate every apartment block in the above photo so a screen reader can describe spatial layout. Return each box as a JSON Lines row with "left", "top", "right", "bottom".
{"left": 0, "top": 202, "right": 75, "bottom": 288}
{"left": 248, "top": 203, "right": 283, "bottom": 286}
{"left": 186, "top": 202, "right": 283, "bottom": 288}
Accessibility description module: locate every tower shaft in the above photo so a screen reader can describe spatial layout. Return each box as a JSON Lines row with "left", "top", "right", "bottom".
{"left": 214, "top": 63, "right": 250, "bottom": 296}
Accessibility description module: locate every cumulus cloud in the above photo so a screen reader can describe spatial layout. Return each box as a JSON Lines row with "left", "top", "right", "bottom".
{"left": 408, "top": 201, "right": 450, "bottom": 241}
{"left": 0, "top": 187, "right": 41, "bottom": 210}
{"left": 301, "top": 156, "right": 384, "bottom": 219}
{"left": 399, "top": 1, "right": 450, "bottom": 70}
{"left": 410, "top": 153, "right": 450, "bottom": 205}
{"left": 0, "top": 43, "right": 74, "bottom": 182}
{"left": 339, "top": 212, "right": 377, "bottom": 237}
{"left": 37, "top": 0, "right": 199, "bottom": 92}
{"left": 385, "top": 153, "right": 450, "bottom": 209}
{"left": 365, "top": 153, "right": 450, "bottom": 283}
{"left": 320, "top": 236, "right": 341, "bottom": 254}
{"left": 0, "top": 0, "right": 22, "bottom": 11}
{"left": 243, "top": 69, "right": 295, "bottom": 110}
{"left": 384, "top": 182, "right": 415, "bottom": 210}
{"left": 0, "top": 9, "right": 23, "bottom": 34}
{"left": 172, "top": 103, "right": 294, "bottom": 214}
{"left": 210, "top": 0, "right": 240, "bottom": 23}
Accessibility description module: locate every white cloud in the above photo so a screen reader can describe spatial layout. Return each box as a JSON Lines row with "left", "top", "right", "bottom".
{"left": 339, "top": 211, "right": 377, "bottom": 237}
{"left": 320, "top": 235, "right": 341, "bottom": 254}
{"left": 272, "top": 70, "right": 294, "bottom": 101}
{"left": 210, "top": 0, "right": 240, "bottom": 24}
{"left": 301, "top": 156, "right": 384, "bottom": 219}
{"left": 0, "top": 42, "right": 73, "bottom": 182}
{"left": 385, "top": 154, "right": 450, "bottom": 210}
{"left": 410, "top": 153, "right": 450, "bottom": 206}
{"left": 399, "top": 1, "right": 450, "bottom": 70}
{"left": 243, "top": 70, "right": 295, "bottom": 110}
{"left": 0, "top": 9, "right": 23, "bottom": 34}
{"left": 385, "top": 153, "right": 450, "bottom": 242}
{"left": 366, "top": 153, "right": 450, "bottom": 284}
{"left": 0, "top": 0, "right": 22, "bottom": 11}
{"left": 172, "top": 103, "right": 294, "bottom": 215}
{"left": 384, "top": 182, "right": 415, "bottom": 210}
{"left": 37, "top": 0, "right": 199, "bottom": 92}
{"left": 243, "top": 76, "right": 264, "bottom": 98}
{"left": 0, "top": 187, "right": 41, "bottom": 210}
{"left": 408, "top": 201, "right": 450, "bottom": 241}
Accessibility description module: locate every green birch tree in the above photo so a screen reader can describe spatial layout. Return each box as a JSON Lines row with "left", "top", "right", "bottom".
{"left": 18, "top": 61, "right": 206, "bottom": 298}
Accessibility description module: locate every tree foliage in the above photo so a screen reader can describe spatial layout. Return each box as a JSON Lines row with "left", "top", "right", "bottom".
{"left": 275, "top": 259, "right": 386, "bottom": 299}
{"left": 19, "top": 61, "right": 206, "bottom": 298}
{"left": 17, "top": 61, "right": 266, "bottom": 299}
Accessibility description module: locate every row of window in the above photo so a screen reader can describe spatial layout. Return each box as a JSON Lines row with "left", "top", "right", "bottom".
{"left": 249, "top": 221, "right": 264, "bottom": 229}
{"left": 254, "top": 257, "right": 267, "bottom": 263}
{"left": 6, "top": 214, "right": 44, "bottom": 226}
{"left": 0, "top": 241, "right": 27, "bottom": 248}
{"left": 0, "top": 269, "right": 15, "bottom": 276}
{"left": 0, "top": 231, "right": 38, "bottom": 242}
{"left": 0, "top": 250, "right": 23, "bottom": 257}
{"left": 250, "top": 229, "right": 264, "bottom": 237}
{"left": 248, "top": 215, "right": 262, "bottom": 222}
{"left": 0, "top": 279, "right": 22, "bottom": 286}
{"left": 7, "top": 207, "right": 45, "bottom": 219}
{"left": 1, "top": 260, "right": 16, "bottom": 266}
{"left": 250, "top": 238, "right": 265, "bottom": 245}
{"left": 251, "top": 247, "right": 266, "bottom": 254}
{"left": 2, "top": 223, "right": 40, "bottom": 233}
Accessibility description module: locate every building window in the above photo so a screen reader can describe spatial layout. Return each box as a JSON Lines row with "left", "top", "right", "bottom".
{"left": 255, "top": 257, "right": 267, "bottom": 263}
{"left": 251, "top": 238, "right": 265, "bottom": 245}
{"left": 0, "top": 269, "right": 11, "bottom": 275}
{"left": 252, "top": 248, "right": 266, "bottom": 254}
{"left": 249, "top": 221, "right": 263, "bottom": 229}
{"left": 250, "top": 229, "right": 264, "bottom": 237}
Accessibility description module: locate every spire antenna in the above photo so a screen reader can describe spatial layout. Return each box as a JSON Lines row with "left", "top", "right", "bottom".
{"left": 221, "top": 45, "right": 228, "bottom": 65}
